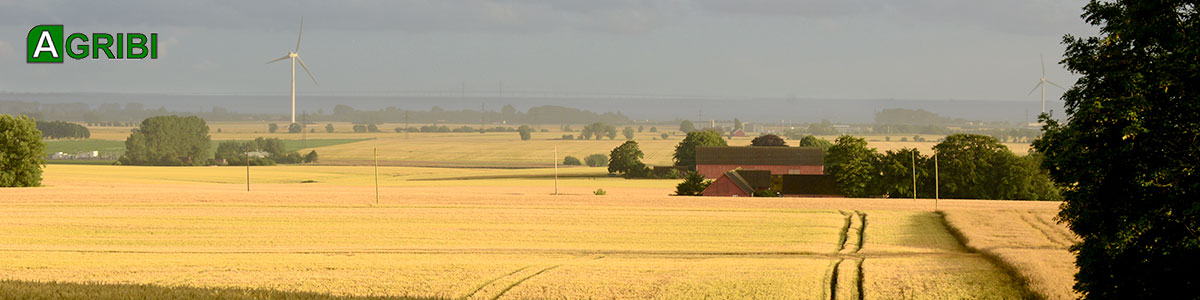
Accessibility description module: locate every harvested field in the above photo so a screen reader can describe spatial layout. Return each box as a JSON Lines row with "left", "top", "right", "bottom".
{"left": 0, "top": 165, "right": 1069, "bottom": 299}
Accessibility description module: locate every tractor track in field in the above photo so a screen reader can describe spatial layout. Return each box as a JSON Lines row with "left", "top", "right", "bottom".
{"left": 1031, "top": 210, "right": 1077, "bottom": 247}
{"left": 828, "top": 211, "right": 867, "bottom": 300}
{"left": 461, "top": 265, "right": 532, "bottom": 300}
{"left": 489, "top": 264, "right": 562, "bottom": 300}
{"left": 471, "top": 255, "right": 602, "bottom": 300}
{"left": 1016, "top": 210, "right": 1073, "bottom": 248}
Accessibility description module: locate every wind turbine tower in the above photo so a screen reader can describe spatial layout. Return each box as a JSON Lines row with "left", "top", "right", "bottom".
{"left": 267, "top": 17, "right": 318, "bottom": 124}
{"left": 1028, "top": 55, "right": 1066, "bottom": 115}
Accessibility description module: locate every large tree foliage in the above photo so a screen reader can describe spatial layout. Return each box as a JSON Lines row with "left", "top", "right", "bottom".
{"left": 517, "top": 125, "right": 532, "bottom": 141}
{"left": 750, "top": 134, "right": 787, "bottom": 147}
{"left": 797, "top": 135, "right": 833, "bottom": 151}
{"left": 876, "top": 148, "right": 931, "bottom": 199}
{"left": 118, "top": 115, "right": 211, "bottom": 166}
{"left": 0, "top": 115, "right": 45, "bottom": 187}
{"left": 608, "top": 141, "right": 646, "bottom": 176}
{"left": 934, "top": 134, "right": 1013, "bottom": 199}
{"left": 673, "top": 130, "right": 727, "bottom": 167}
{"left": 1034, "top": 1, "right": 1200, "bottom": 297}
{"left": 825, "top": 136, "right": 879, "bottom": 197}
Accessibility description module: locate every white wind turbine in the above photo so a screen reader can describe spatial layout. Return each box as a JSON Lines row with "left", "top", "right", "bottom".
{"left": 266, "top": 17, "right": 317, "bottom": 124}
{"left": 1028, "top": 55, "right": 1066, "bottom": 115}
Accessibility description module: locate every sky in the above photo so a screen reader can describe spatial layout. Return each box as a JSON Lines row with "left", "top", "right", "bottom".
{"left": 0, "top": 0, "right": 1097, "bottom": 102}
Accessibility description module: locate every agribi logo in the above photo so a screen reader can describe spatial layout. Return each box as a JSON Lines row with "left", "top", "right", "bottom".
{"left": 27, "top": 25, "right": 158, "bottom": 63}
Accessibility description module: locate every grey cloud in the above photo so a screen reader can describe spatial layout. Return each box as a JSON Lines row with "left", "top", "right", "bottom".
{"left": 695, "top": 0, "right": 876, "bottom": 17}
{"left": 0, "top": 0, "right": 680, "bottom": 33}
{"left": 695, "top": 0, "right": 1091, "bottom": 35}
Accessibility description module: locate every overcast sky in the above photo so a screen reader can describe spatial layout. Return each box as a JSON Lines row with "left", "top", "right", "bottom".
{"left": 0, "top": 0, "right": 1096, "bottom": 102}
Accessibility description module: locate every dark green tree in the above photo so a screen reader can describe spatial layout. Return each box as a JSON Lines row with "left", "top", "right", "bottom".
{"left": 325, "top": 123, "right": 334, "bottom": 133}
{"left": 268, "top": 123, "right": 279, "bottom": 133}
{"left": 675, "top": 171, "right": 711, "bottom": 196}
{"left": 649, "top": 127, "right": 657, "bottom": 133}
{"left": 584, "top": 153, "right": 608, "bottom": 167}
{"left": 304, "top": 150, "right": 318, "bottom": 163}
{"left": 1034, "top": 1, "right": 1200, "bottom": 297}
{"left": 118, "top": 115, "right": 210, "bottom": 166}
{"left": 750, "top": 134, "right": 787, "bottom": 146}
{"left": 0, "top": 115, "right": 45, "bottom": 187}
{"left": 825, "top": 135, "right": 880, "bottom": 197}
{"left": 877, "top": 148, "right": 931, "bottom": 198}
{"left": 798, "top": 135, "right": 833, "bottom": 151}
{"left": 367, "top": 124, "right": 380, "bottom": 132}
{"left": 673, "top": 130, "right": 726, "bottom": 167}
{"left": 622, "top": 127, "right": 635, "bottom": 140}
{"left": 679, "top": 120, "right": 695, "bottom": 133}
{"left": 608, "top": 141, "right": 645, "bottom": 175}
{"left": 933, "top": 134, "right": 1012, "bottom": 199}
{"left": 604, "top": 125, "right": 617, "bottom": 140}
{"left": 637, "top": 125, "right": 644, "bottom": 133}
{"left": 562, "top": 155, "right": 582, "bottom": 166}
{"left": 517, "top": 125, "right": 532, "bottom": 141}
{"left": 733, "top": 118, "right": 743, "bottom": 132}
{"left": 288, "top": 123, "right": 302, "bottom": 133}
{"left": 581, "top": 122, "right": 607, "bottom": 140}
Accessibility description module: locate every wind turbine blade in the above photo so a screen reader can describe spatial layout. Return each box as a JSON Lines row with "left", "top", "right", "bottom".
{"left": 1027, "top": 81, "right": 1044, "bottom": 95}
{"left": 296, "top": 56, "right": 317, "bottom": 85}
{"left": 295, "top": 17, "right": 304, "bottom": 53}
{"left": 265, "top": 54, "right": 290, "bottom": 64}
{"left": 1046, "top": 80, "right": 1067, "bottom": 90}
{"left": 1041, "top": 54, "right": 1046, "bottom": 77}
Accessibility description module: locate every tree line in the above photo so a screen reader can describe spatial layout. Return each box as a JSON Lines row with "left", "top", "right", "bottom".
{"left": 824, "top": 134, "right": 1060, "bottom": 200}
{"left": 117, "top": 115, "right": 316, "bottom": 166}
{"left": 325, "top": 104, "right": 630, "bottom": 125}
{"left": 35, "top": 120, "right": 90, "bottom": 139}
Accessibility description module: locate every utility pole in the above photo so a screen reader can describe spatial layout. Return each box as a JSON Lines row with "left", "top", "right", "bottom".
{"left": 554, "top": 145, "right": 559, "bottom": 195}
{"left": 912, "top": 150, "right": 917, "bottom": 200}
{"left": 374, "top": 147, "right": 379, "bottom": 205}
{"left": 245, "top": 144, "right": 250, "bottom": 192}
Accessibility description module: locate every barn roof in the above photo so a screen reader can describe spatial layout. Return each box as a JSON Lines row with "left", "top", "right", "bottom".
{"left": 696, "top": 146, "right": 823, "bottom": 166}
{"left": 723, "top": 170, "right": 755, "bottom": 195}
{"left": 733, "top": 169, "right": 772, "bottom": 190}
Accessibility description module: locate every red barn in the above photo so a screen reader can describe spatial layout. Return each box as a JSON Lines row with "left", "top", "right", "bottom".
{"left": 695, "top": 146, "right": 824, "bottom": 179}
{"left": 701, "top": 169, "right": 772, "bottom": 197}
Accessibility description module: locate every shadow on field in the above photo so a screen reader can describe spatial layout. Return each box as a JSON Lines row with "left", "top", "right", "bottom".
{"left": 0, "top": 280, "right": 448, "bottom": 300}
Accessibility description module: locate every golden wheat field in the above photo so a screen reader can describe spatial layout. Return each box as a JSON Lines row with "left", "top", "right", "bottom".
{"left": 81, "top": 122, "right": 1031, "bottom": 167}
{"left": 0, "top": 165, "right": 1074, "bottom": 299}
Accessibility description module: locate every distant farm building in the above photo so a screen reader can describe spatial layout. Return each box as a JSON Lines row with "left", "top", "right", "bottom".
{"left": 730, "top": 129, "right": 746, "bottom": 137}
{"left": 695, "top": 146, "right": 823, "bottom": 179}
{"left": 702, "top": 169, "right": 840, "bottom": 197}
{"left": 701, "top": 169, "right": 770, "bottom": 197}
